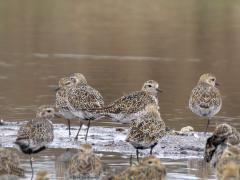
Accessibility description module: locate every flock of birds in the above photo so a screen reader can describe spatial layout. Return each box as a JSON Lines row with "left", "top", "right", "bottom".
{"left": 0, "top": 72, "right": 240, "bottom": 180}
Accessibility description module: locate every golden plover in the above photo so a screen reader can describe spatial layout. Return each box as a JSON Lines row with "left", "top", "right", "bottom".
{"left": 68, "top": 144, "right": 102, "bottom": 178}
{"left": 126, "top": 104, "right": 165, "bottom": 160}
{"left": 189, "top": 73, "right": 222, "bottom": 133}
{"left": 216, "top": 145, "right": 240, "bottom": 180}
{"left": 15, "top": 105, "right": 55, "bottom": 176}
{"left": 92, "top": 80, "right": 162, "bottom": 124}
{"left": 66, "top": 73, "right": 104, "bottom": 141}
{"left": 108, "top": 155, "right": 166, "bottom": 180}
{"left": 204, "top": 123, "right": 240, "bottom": 167}
{"left": 0, "top": 147, "right": 25, "bottom": 178}
{"left": 55, "top": 76, "right": 76, "bottom": 136}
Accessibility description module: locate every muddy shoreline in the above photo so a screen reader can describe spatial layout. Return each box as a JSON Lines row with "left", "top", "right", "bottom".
{"left": 0, "top": 121, "right": 211, "bottom": 160}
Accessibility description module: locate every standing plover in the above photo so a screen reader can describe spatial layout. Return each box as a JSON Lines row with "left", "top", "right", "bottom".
{"left": 0, "top": 147, "right": 25, "bottom": 178}
{"left": 68, "top": 144, "right": 102, "bottom": 178}
{"left": 15, "top": 105, "right": 55, "bottom": 176}
{"left": 92, "top": 80, "right": 162, "bottom": 124}
{"left": 126, "top": 104, "right": 165, "bottom": 160}
{"left": 189, "top": 73, "right": 222, "bottom": 133}
{"left": 55, "top": 77, "right": 76, "bottom": 136}
{"left": 66, "top": 73, "right": 104, "bottom": 140}
{"left": 107, "top": 155, "right": 166, "bottom": 180}
{"left": 204, "top": 123, "right": 240, "bottom": 167}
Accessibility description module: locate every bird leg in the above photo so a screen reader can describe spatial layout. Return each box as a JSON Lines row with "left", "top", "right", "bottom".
{"left": 75, "top": 121, "right": 83, "bottom": 140}
{"left": 204, "top": 119, "right": 210, "bottom": 134}
{"left": 136, "top": 149, "right": 139, "bottom": 162}
{"left": 130, "top": 154, "right": 133, "bottom": 166}
{"left": 85, "top": 119, "right": 91, "bottom": 141}
{"left": 150, "top": 146, "right": 153, "bottom": 155}
{"left": 29, "top": 154, "right": 34, "bottom": 180}
{"left": 67, "top": 119, "right": 71, "bottom": 136}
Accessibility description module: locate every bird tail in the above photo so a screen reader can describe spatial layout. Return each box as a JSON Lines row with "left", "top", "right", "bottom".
{"left": 15, "top": 138, "right": 46, "bottom": 154}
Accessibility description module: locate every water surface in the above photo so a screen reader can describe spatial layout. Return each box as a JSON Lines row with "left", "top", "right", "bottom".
{"left": 1, "top": 0, "right": 240, "bottom": 179}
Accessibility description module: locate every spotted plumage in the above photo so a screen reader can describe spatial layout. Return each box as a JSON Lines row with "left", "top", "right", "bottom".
{"left": 189, "top": 73, "right": 222, "bottom": 132}
{"left": 15, "top": 105, "right": 55, "bottom": 176}
{"left": 204, "top": 123, "right": 240, "bottom": 167}
{"left": 0, "top": 148, "right": 25, "bottom": 178}
{"left": 68, "top": 144, "right": 102, "bottom": 179}
{"left": 55, "top": 76, "right": 76, "bottom": 136}
{"left": 216, "top": 145, "right": 240, "bottom": 180}
{"left": 65, "top": 73, "right": 104, "bottom": 140}
{"left": 15, "top": 105, "right": 55, "bottom": 154}
{"left": 92, "top": 80, "right": 161, "bottom": 124}
{"left": 126, "top": 104, "right": 165, "bottom": 160}
{"left": 107, "top": 155, "right": 166, "bottom": 180}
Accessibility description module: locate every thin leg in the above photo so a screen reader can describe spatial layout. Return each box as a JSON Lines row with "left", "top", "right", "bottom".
{"left": 85, "top": 119, "right": 91, "bottom": 141}
{"left": 130, "top": 154, "right": 133, "bottom": 166}
{"left": 75, "top": 121, "right": 83, "bottom": 140}
{"left": 204, "top": 119, "right": 210, "bottom": 135}
{"left": 29, "top": 154, "right": 34, "bottom": 180}
{"left": 136, "top": 149, "right": 139, "bottom": 162}
{"left": 150, "top": 146, "right": 153, "bottom": 155}
{"left": 67, "top": 119, "right": 71, "bottom": 136}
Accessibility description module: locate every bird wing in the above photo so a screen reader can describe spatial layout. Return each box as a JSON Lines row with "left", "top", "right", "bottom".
{"left": 190, "top": 83, "right": 221, "bottom": 109}
{"left": 103, "top": 91, "right": 154, "bottom": 114}
{"left": 67, "top": 85, "right": 104, "bottom": 110}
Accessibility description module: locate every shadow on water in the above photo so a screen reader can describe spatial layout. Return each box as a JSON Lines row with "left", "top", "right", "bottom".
{"left": 1, "top": 0, "right": 240, "bottom": 179}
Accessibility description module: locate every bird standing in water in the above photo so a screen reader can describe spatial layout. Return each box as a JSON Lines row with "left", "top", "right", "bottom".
{"left": 15, "top": 105, "right": 55, "bottom": 178}
{"left": 65, "top": 73, "right": 104, "bottom": 141}
{"left": 126, "top": 104, "right": 165, "bottom": 161}
{"left": 189, "top": 73, "right": 222, "bottom": 133}
{"left": 90, "top": 80, "right": 162, "bottom": 124}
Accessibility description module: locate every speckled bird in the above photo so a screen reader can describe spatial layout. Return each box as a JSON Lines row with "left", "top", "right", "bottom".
{"left": 92, "top": 80, "right": 162, "bottom": 124}
{"left": 126, "top": 104, "right": 165, "bottom": 160}
{"left": 15, "top": 105, "right": 55, "bottom": 175}
{"left": 55, "top": 76, "right": 77, "bottom": 136}
{"left": 68, "top": 144, "right": 102, "bottom": 179}
{"left": 65, "top": 73, "right": 104, "bottom": 140}
{"left": 189, "top": 73, "right": 222, "bottom": 133}
{"left": 107, "top": 155, "right": 166, "bottom": 180}
{"left": 0, "top": 147, "right": 25, "bottom": 179}
{"left": 204, "top": 123, "right": 240, "bottom": 167}
{"left": 216, "top": 145, "right": 240, "bottom": 180}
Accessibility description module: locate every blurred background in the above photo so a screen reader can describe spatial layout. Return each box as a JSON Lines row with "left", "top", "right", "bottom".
{"left": 0, "top": 0, "right": 240, "bottom": 179}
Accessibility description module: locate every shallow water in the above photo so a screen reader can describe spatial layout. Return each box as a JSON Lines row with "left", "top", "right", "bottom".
{"left": 1, "top": 0, "right": 240, "bottom": 179}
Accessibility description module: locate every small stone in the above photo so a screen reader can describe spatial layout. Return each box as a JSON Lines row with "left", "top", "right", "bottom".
{"left": 180, "top": 126, "right": 194, "bottom": 133}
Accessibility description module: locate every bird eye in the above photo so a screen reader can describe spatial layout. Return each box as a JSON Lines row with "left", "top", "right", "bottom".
{"left": 148, "top": 85, "right": 152, "bottom": 87}
{"left": 47, "top": 110, "right": 52, "bottom": 113}
{"left": 70, "top": 77, "right": 76, "bottom": 82}
{"left": 211, "top": 78, "right": 215, "bottom": 81}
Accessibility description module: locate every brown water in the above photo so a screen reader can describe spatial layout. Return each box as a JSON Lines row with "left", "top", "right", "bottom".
{"left": 1, "top": 0, "right": 240, "bottom": 179}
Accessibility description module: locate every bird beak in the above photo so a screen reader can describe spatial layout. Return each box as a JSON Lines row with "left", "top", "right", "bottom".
{"left": 54, "top": 112, "right": 62, "bottom": 118}
{"left": 157, "top": 88, "right": 163, "bottom": 93}
{"left": 215, "top": 82, "right": 220, "bottom": 86}
{"left": 54, "top": 87, "right": 60, "bottom": 92}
